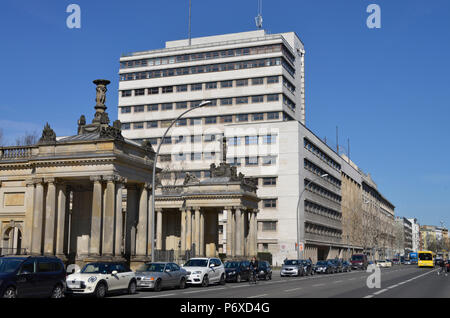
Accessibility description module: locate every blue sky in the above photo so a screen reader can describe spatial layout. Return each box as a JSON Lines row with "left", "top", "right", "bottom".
{"left": 0, "top": 0, "right": 449, "bottom": 227}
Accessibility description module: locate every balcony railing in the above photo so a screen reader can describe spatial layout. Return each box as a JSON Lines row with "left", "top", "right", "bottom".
{"left": 0, "top": 146, "right": 33, "bottom": 160}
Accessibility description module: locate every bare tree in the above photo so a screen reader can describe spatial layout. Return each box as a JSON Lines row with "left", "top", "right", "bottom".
{"left": 15, "top": 131, "right": 39, "bottom": 146}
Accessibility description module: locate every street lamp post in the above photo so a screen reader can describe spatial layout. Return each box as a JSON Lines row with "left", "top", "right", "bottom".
{"left": 150, "top": 100, "right": 212, "bottom": 262}
{"left": 296, "top": 173, "right": 328, "bottom": 259}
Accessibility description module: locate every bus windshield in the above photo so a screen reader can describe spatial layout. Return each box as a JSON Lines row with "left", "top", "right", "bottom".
{"left": 419, "top": 253, "right": 433, "bottom": 261}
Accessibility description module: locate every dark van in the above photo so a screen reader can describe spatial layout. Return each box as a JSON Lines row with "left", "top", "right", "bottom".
{"left": 351, "top": 254, "right": 368, "bottom": 270}
{"left": 0, "top": 256, "right": 66, "bottom": 298}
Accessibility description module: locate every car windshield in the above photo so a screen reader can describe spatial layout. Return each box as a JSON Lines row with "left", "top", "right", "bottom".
{"left": 81, "top": 263, "right": 117, "bottom": 274}
{"left": 352, "top": 255, "right": 364, "bottom": 261}
{"left": 284, "top": 260, "right": 299, "bottom": 265}
{"left": 225, "top": 262, "right": 240, "bottom": 268}
{"left": 316, "top": 261, "right": 327, "bottom": 266}
{"left": 377, "top": 260, "right": 385, "bottom": 263}
{"left": 0, "top": 258, "right": 24, "bottom": 273}
{"left": 136, "top": 263, "right": 165, "bottom": 272}
{"left": 184, "top": 259, "right": 208, "bottom": 267}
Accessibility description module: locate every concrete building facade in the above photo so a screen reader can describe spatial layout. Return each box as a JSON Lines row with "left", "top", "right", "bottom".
{"left": 117, "top": 30, "right": 394, "bottom": 265}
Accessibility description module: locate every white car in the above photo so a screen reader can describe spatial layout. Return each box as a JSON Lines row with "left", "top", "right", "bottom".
{"left": 66, "top": 262, "right": 137, "bottom": 298}
{"left": 376, "top": 260, "right": 392, "bottom": 268}
{"left": 183, "top": 258, "right": 226, "bottom": 287}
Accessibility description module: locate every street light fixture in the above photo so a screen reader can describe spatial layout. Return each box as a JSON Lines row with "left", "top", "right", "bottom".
{"left": 296, "top": 173, "right": 328, "bottom": 259}
{"left": 150, "top": 100, "right": 212, "bottom": 262}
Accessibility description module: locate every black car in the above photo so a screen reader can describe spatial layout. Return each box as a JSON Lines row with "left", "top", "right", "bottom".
{"left": 342, "top": 261, "right": 352, "bottom": 272}
{"left": 300, "top": 259, "right": 314, "bottom": 276}
{"left": 328, "top": 259, "right": 343, "bottom": 273}
{"left": 224, "top": 260, "right": 251, "bottom": 282}
{"left": 0, "top": 256, "right": 66, "bottom": 298}
{"left": 314, "top": 260, "right": 335, "bottom": 274}
{"left": 257, "top": 261, "right": 272, "bottom": 280}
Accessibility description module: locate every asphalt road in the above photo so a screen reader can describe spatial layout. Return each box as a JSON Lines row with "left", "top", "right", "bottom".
{"left": 116, "top": 265, "right": 448, "bottom": 298}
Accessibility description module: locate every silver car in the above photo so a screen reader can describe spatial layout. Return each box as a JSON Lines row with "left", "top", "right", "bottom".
{"left": 135, "top": 262, "right": 189, "bottom": 292}
{"left": 280, "top": 259, "right": 304, "bottom": 277}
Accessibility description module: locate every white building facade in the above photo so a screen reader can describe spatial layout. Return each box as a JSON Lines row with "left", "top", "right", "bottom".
{"left": 118, "top": 30, "right": 345, "bottom": 264}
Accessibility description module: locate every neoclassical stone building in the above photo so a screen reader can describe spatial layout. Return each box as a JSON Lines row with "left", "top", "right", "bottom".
{"left": 0, "top": 79, "right": 259, "bottom": 266}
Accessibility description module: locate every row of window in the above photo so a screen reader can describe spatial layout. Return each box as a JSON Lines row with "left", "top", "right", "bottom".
{"left": 304, "top": 159, "right": 341, "bottom": 188}
{"left": 305, "top": 179, "right": 342, "bottom": 204}
{"left": 119, "top": 57, "right": 295, "bottom": 81}
{"left": 304, "top": 200, "right": 342, "bottom": 221}
{"left": 158, "top": 170, "right": 276, "bottom": 187}
{"left": 160, "top": 153, "right": 278, "bottom": 166}
{"left": 120, "top": 43, "right": 295, "bottom": 69}
{"left": 305, "top": 222, "right": 342, "bottom": 239}
{"left": 304, "top": 138, "right": 341, "bottom": 171}
{"left": 122, "top": 111, "right": 285, "bottom": 130}
{"left": 120, "top": 93, "right": 293, "bottom": 114}
{"left": 120, "top": 75, "right": 294, "bottom": 97}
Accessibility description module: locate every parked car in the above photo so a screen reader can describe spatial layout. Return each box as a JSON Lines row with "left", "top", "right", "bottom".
{"left": 135, "top": 262, "right": 188, "bottom": 291}
{"left": 300, "top": 259, "right": 314, "bottom": 276}
{"left": 281, "top": 259, "right": 304, "bottom": 277}
{"left": 328, "top": 259, "right": 343, "bottom": 273}
{"left": 385, "top": 259, "right": 393, "bottom": 267}
{"left": 66, "top": 262, "right": 136, "bottom": 298}
{"left": 0, "top": 256, "right": 66, "bottom": 298}
{"left": 376, "top": 260, "right": 392, "bottom": 268}
{"left": 404, "top": 259, "right": 411, "bottom": 265}
{"left": 183, "top": 258, "right": 225, "bottom": 287}
{"left": 224, "top": 260, "right": 251, "bottom": 283}
{"left": 392, "top": 258, "right": 400, "bottom": 265}
{"left": 257, "top": 261, "right": 272, "bottom": 280}
{"left": 342, "top": 261, "right": 352, "bottom": 272}
{"left": 351, "top": 254, "right": 368, "bottom": 270}
{"left": 314, "top": 261, "right": 334, "bottom": 274}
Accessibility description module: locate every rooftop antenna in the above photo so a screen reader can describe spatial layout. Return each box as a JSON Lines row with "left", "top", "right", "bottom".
{"left": 188, "top": 0, "right": 192, "bottom": 46}
{"left": 255, "top": 0, "right": 263, "bottom": 29}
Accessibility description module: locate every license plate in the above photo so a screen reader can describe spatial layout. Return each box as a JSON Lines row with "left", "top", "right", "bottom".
{"left": 67, "top": 281, "right": 81, "bottom": 288}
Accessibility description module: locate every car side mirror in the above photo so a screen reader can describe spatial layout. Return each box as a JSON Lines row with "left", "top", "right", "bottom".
{"left": 112, "top": 270, "right": 118, "bottom": 276}
{"left": 19, "top": 270, "right": 31, "bottom": 276}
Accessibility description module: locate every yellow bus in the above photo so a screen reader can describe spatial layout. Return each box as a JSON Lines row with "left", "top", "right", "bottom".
{"left": 418, "top": 251, "right": 434, "bottom": 268}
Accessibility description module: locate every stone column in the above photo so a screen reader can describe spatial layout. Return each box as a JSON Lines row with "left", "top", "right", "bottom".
{"left": 226, "top": 209, "right": 233, "bottom": 257}
{"left": 23, "top": 180, "right": 35, "bottom": 254}
{"left": 194, "top": 207, "right": 201, "bottom": 255}
{"left": 180, "top": 208, "right": 187, "bottom": 252}
{"left": 44, "top": 178, "right": 57, "bottom": 255}
{"left": 156, "top": 209, "right": 163, "bottom": 250}
{"left": 90, "top": 176, "right": 103, "bottom": 256}
{"left": 186, "top": 208, "right": 192, "bottom": 251}
{"left": 199, "top": 210, "right": 205, "bottom": 256}
{"left": 55, "top": 183, "right": 68, "bottom": 258}
{"left": 136, "top": 184, "right": 148, "bottom": 257}
{"left": 248, "top": 210, "right": 257, "bottom": 257}
{"left": 102, "top": 176, "right": 116, "bottom": 257}
{"left": 125, "top": 185, "right": 138, "bottom": 256}
{"left": 115, "top": 179, "right": 125, "bottom": 257}
{"left": 235, "top": 207, "right": 242, "bottom": 257}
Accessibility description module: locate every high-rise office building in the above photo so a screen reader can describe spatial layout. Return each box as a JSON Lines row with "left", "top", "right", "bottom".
{"left": 118, "top": 30, "right": 345, "bottom": 264}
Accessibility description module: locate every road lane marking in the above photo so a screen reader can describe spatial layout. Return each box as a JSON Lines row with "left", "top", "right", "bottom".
{"left": 284, "top": 287, "right": 303, "bottom": 292}
{"left": 143, "top": 293, "right": 175, "bottom": 298}
{"left": 363, "top": 268, "right": 438, "bottom": 298}
{"left": 248, "top": 294, "right": 267, "bottom": 298}
{"left": 334, "top": 280, "right": 343, "bottom": 283}
{"left": 312, "top": 283, "right": 325, "bottom": 287}
{"left": 373, "top": 289, "right": 388, "bottom": 295}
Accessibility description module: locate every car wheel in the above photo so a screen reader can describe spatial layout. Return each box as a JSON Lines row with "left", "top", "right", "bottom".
{"left": 51, "top": 284, "right": 64, "bottom": 299}
{"left": 236, "top": 274, "right": 241, "bottom": 283}
{"left": 219, "top": 274, "right": 226, "bottom": 285}
{"left": 94, "top": 283, "right": 107, "bottom": 299}
{"left": 179, "top": 278, "right": 186, "bottom": 289}
{"left": 154, "top": 279, "right": 162, "bottom": 292}
{"left": 201, "top": 275, "right": 209, "bottom": 287}
{"left": 128, "top": 280, "right": 137, "bottom": 295}
{"left": 3, "top": 286, "right": 17, "bottom": 299}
